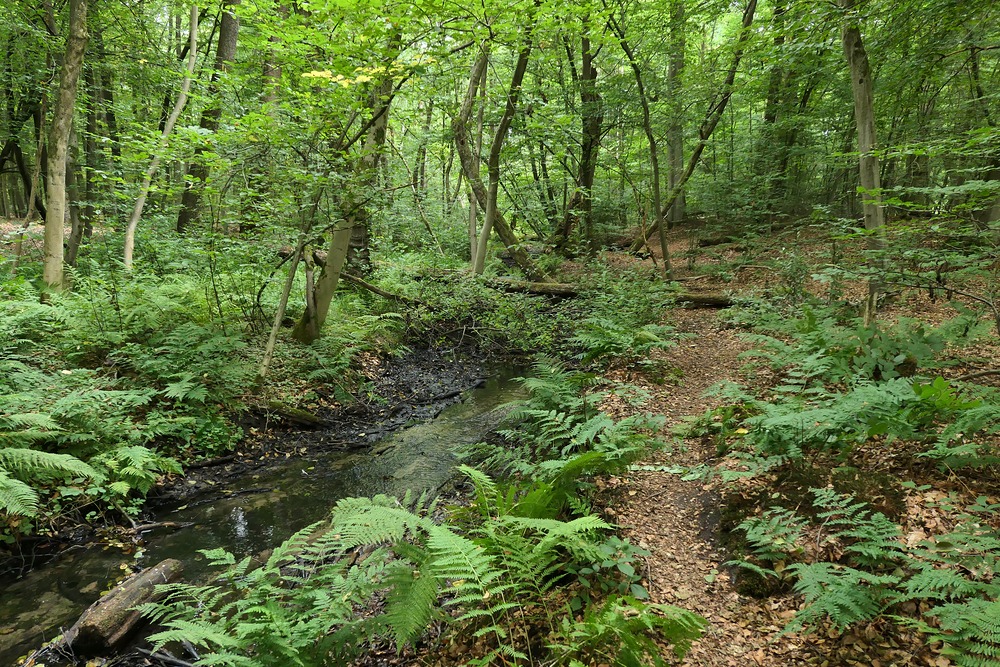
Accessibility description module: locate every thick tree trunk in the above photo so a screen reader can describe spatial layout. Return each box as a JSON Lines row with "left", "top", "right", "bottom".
{"left": 969, "top": 42, "right": 1000, "bottom": 228}
{"left": 556, "top": 26, "right": 602, "bottom": 251}
{"left": 840, "top": 3, "right": 883, "bottom": 235}
{"left": 839, "top": 0, "right": 884, "bottom": 323}
{"left": 43, "top": 0, "right": 88, "bottom": 291}
{"left": 176, "top": 1, "right": 240, "bottom": 233}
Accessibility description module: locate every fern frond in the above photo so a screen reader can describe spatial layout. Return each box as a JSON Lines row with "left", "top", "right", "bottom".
{"left": 785, "top": 562, "right": 900, "bottom": 631}
{"left": 0, "top": 447, "right": 100, "bottom": 480}
{"left": 381, "top": 544, "right": 441, "bottom": 646}
{"left": 0, "top": 470, "right": 39, "bottom": 516}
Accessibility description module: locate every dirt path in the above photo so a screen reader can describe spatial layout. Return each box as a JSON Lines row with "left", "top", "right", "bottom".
{"left": 604, "top": 309, "right": 828, "bottom": 666}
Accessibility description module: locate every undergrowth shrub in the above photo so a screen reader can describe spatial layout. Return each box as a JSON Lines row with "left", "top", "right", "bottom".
{"left": 468, "top": 358, "right": 666, "bottom": 497}
{"left": 740, "top": 305, "right": 948, "bottom": 386}
{"left": 142, "top": 356, "right": 702, "bottom": 666}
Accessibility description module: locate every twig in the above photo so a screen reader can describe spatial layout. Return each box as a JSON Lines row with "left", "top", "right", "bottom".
{"left": 340, "top": 271, "right": 425, "bottom": 305}
{"left": 138, "top": 648, "right": 195, "bottom": 667}
{"left": 956, "top": 369, "right": 1000, "bottom": 382}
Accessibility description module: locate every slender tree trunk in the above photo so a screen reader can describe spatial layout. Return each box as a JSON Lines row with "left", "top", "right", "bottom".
{"left": 43, "top": 0, "right": 88, "bottom": 291}
{"left": 176, "top": 1, "right": 240, "bottom": 233}
{"left": 65, "top": 127, "right": 84, "bottom": 266}
{"left": 611, "top": 15, "right": 672, "bottom": 279}
{"left": 413, "top": 101, "right": 433, "bottom": 194}
{"left": 630, "top": 0, "right": 757, "bottom": 252}
{"left": 9, "top": 129, "right": 45, "bottom": 274}
{"left": 259, "top": 229, "right": 306, "bottom": 381}
{"left": 3, "top": 139, "right": 47, "bottom": 219}
{"left": 667, "top": 0, "right": 686, "bottom": 226}
{"left": 475, "top": 33, "right": 535, "bottom": 274}
{"left": 453, "top": 31, "right": 547, "bottom": 281}
{"left": 123, "top": 5, "right": 199, "bottom": 270}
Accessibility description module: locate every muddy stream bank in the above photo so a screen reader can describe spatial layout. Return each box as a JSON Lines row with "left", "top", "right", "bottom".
{"left": 1, "top": 352, "right": 523, "bottom": 665}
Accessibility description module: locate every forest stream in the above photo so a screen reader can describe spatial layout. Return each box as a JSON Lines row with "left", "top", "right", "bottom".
{"left": 0, "top": 365, "right": 523, "bottom": 665}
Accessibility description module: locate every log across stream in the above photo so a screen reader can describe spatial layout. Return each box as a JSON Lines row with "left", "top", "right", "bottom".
{"left": 0, "top": 365, "right": 524, "bottom": 666}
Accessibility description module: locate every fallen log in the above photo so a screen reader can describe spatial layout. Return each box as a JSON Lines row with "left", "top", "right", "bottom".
{"left": 263, "top": 400, "right": 327, "bottom": 427}
{"left": 63, "top": 558, "right": 183, "bottom": 654}
{"left": 675, "top": 293, "right": 734, "bottom": 308}
{"left": 489, "top": 277, "right": 578, "bottom": 297}
{"left": 486, "top": 277, "right": 733, "bottom": 308}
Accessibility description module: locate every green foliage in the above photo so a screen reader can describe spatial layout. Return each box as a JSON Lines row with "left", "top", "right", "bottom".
{"left": 143, "top": 354, "right": 699, "bottom": 665}
{"left": 739, "top": 305, "right": 946, "bottom": 387}
{"left": 0, "top": 447, "right": 101, "bottom": 518}
{"left": 549, "top": 596, "right": 707, "bottom": 667}
{"left": 917, "top": 600, "right": 1000, "bottom": 667}
{"left": 143, "top": 485, "right": 677, "bottom": 666}
{"left": 731, "top": 489, "right": 1000, "bottom": 660}
{"left": 569, "top": 317, "right": 676, "bottom": 367}
{"left": 565, "top": 536, "right": 653, "bottom": 610}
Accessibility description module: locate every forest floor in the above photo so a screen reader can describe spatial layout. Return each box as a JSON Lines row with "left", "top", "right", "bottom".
{"left": 601, "top": 305, "right": 934, "bottom": 667}
{"left": 587, "top": 231, "right": 1000, "bottom": 667}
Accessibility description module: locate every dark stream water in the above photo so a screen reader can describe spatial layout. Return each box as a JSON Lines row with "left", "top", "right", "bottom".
{"left": 0, "top": 370, "right": 522, "bottom": 665}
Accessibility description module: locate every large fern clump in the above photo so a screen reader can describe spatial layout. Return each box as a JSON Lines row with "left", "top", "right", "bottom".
{"left": 145, "top": 473, "right": 706, "bottom": 667}
{"left": 731, "top": 489, "right": 1000, "bottom": 665}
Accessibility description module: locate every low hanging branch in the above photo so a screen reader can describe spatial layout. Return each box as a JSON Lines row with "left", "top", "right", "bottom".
{"left": 629, "top": 0, "right": 758, "bottom": 252}
{"left": 123, "top": 5, "right": 199, "bottom": 270}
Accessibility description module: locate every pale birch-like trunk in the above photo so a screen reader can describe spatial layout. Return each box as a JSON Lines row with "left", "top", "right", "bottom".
{"left": 176, "top": 0, "right": 240, "bottom": 233}
{"left": 43, "top": 0, "right": 88, "bottom": 291}
{"left": 123, "top": 6, "right": 198, "bottom": 270}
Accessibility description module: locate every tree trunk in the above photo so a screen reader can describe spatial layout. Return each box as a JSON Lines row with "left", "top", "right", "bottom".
{"left": 556, "top": 24, "right": 602, "bottom": 251}
{"left": 43, "top": 0, "right": 88, "bottom": 291}
{"left": 840, "top": 2, "right": 883, "bottom": 235}
{"left": 64, "top": 127, "right": 84, "bottom": 266}
{"left": 176, "top": 0, "right": 240, "bottom": 233}
{"left": 839, "top": 0, "right": 884, "bottom": 323}
{"left": 123, "top": 5, "right": 199, "bottom": 270}
{"left": 667, "top": 0, "right": 686, "bottom": 226}
{"left": 474, "top": 34, "right": 535, "bottom": 274}
{"left": 292, "top": 37, "right": 401, "bottom": 344}
{"left": 453, "top": 34, "right": 547, "bottom": 281}
{"left": 611, "top": 15, "right": 672, "bottom": 279}
{"left": 630, "top": 0, "right": 757, "bottom": 252}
